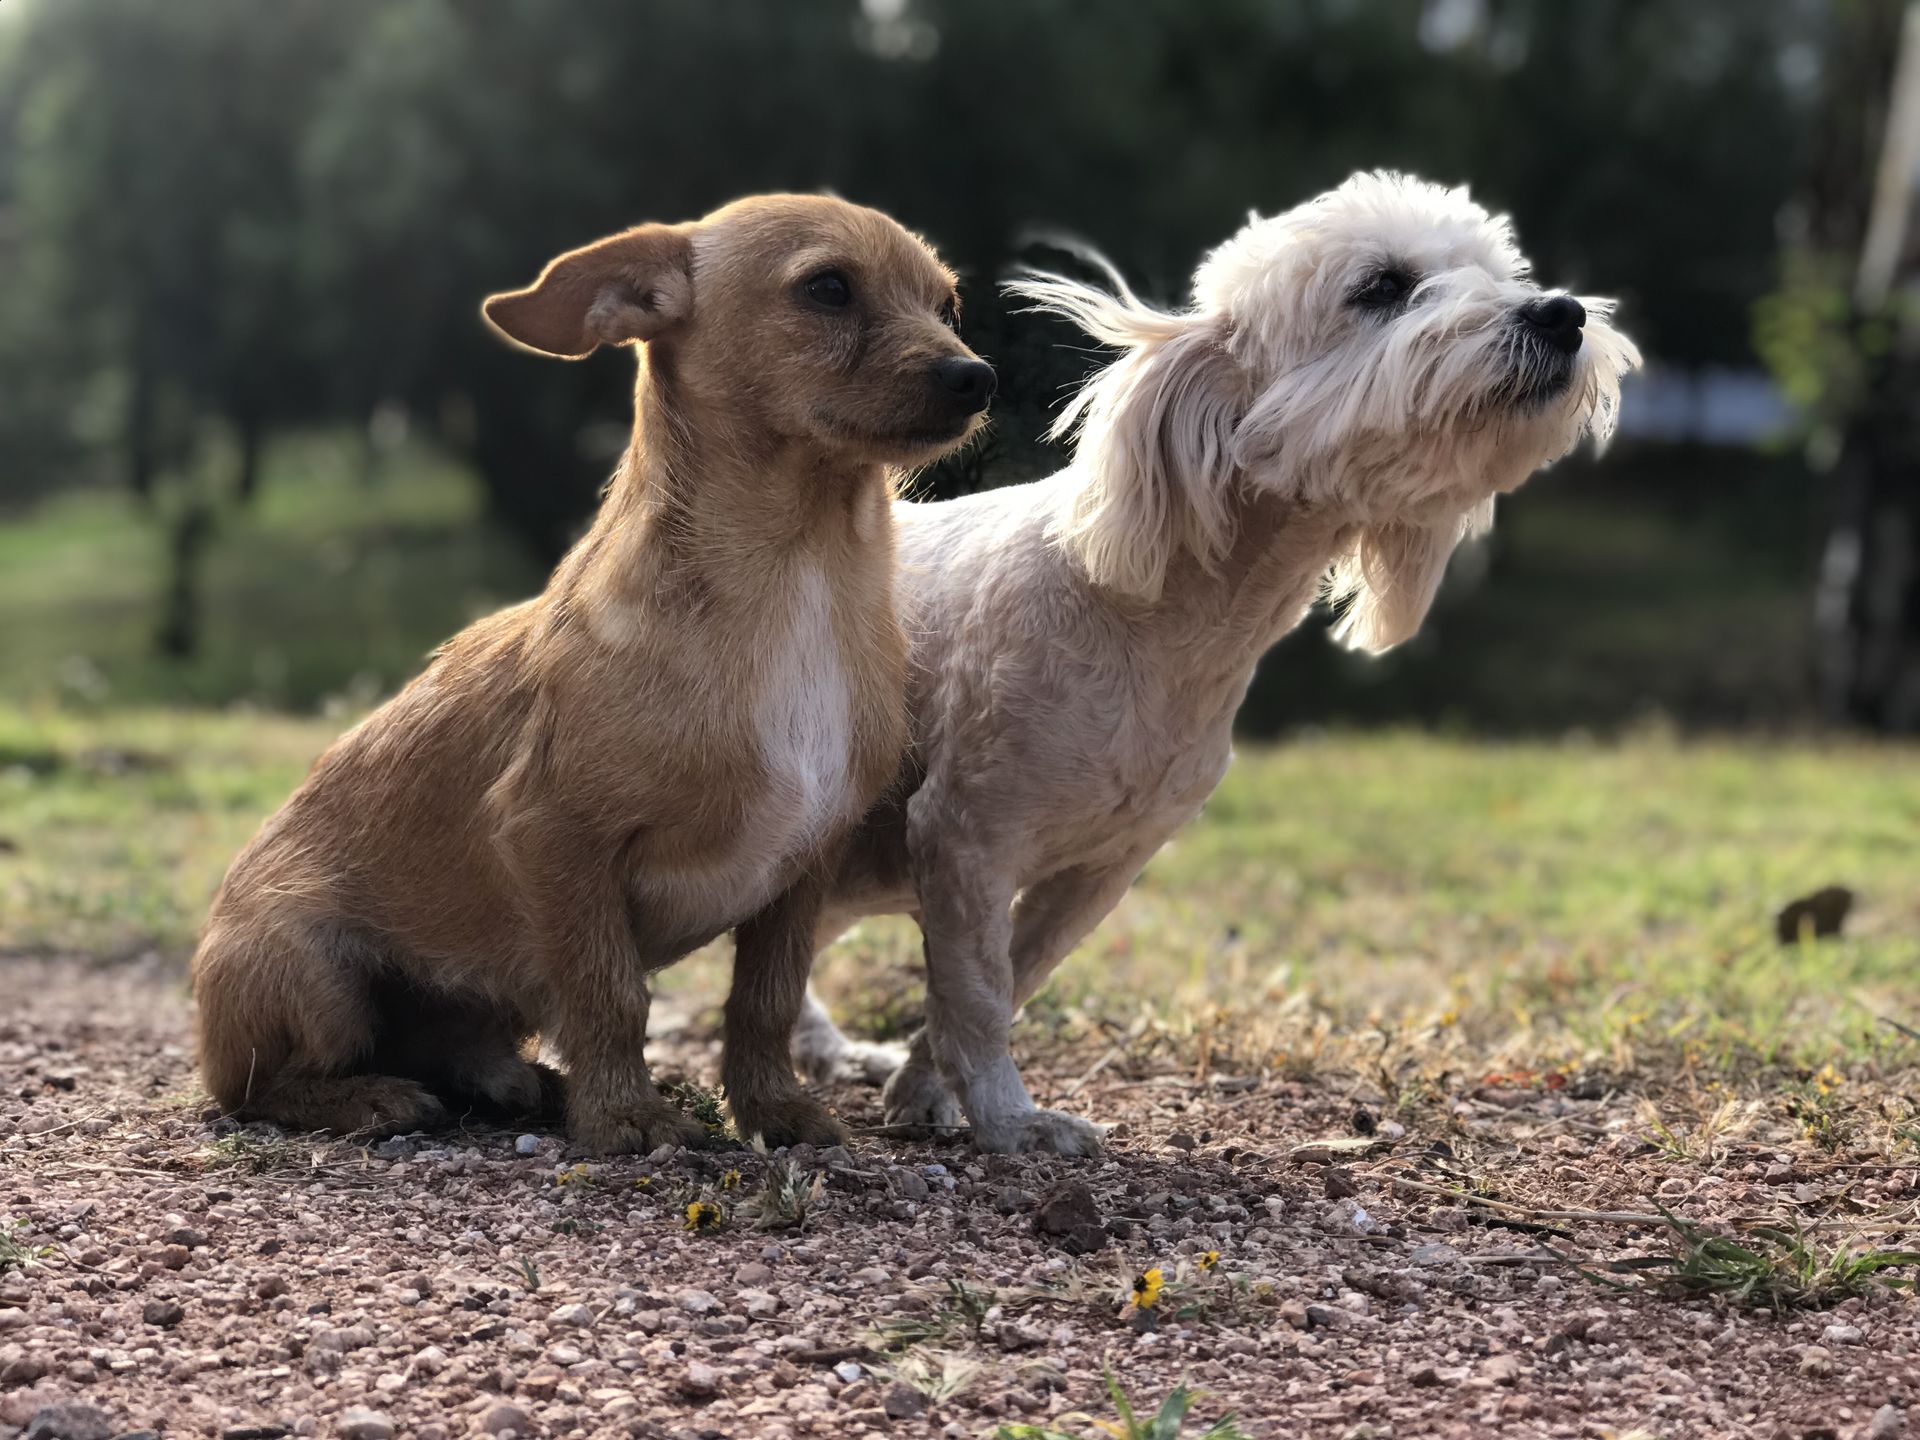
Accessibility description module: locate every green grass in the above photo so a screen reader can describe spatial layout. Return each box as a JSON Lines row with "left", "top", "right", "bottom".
{"left": 1097, "top": 729, "right": 1920, "bottom": 1070}
{"left": 0, "top": 432, "right": 1910, "bottom": 1076}
{"left": 4, "top": 699, "right": 1918, "bottom": 1083}
{"left": 831, "top": 728, "right": 1920, "bottom": 1077}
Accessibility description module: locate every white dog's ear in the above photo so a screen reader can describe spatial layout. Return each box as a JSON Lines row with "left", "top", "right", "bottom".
{"left": 1010, "top": 271, "right": 1244, "bottom": 600}
{"left": 483, "top": 223, "right": 694, "bottom": 359}
{"left": 1326, "top": 499, "right": 1493, "bottom": 653}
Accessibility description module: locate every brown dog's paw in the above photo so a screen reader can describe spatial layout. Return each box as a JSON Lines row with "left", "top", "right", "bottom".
{"left": 731, "top": 1095, "right": 849, "bottom": 1150}
{"left": 343, "top": 1078, "right": 449, "bottom": 1138}
{"left": 448, "top": 1055, "right": 551, "bottom": 1117}
{"left": 569, "top": 1101, "right": 709, "bottom": 1156}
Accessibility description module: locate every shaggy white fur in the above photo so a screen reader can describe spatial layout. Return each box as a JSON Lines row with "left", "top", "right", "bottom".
{"left": 790, "top": 171, "right": 1640, "bottom": 1153}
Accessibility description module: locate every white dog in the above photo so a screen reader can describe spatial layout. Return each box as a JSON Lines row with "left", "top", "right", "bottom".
{"left": 790, "top": 172, "right": 1640, "bottom": 1153}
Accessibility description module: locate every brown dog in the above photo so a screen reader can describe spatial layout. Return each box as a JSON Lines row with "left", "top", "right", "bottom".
{"left": 191, "top": 195, "right": 993, "bottom": 1153}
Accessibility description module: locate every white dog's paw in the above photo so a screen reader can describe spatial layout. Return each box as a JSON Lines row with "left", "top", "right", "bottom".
{"left": 881, "top": 1062, "right": 964, "bottom": 1132}
{"left": 793, "top": 1033, "right": 910, "bottom": 1087}
{"left": 790, "top": 992, "right": 909, "bottom": 1087}
{"left": 972, "top": 1107, "right": 1107, "bottom": 1157}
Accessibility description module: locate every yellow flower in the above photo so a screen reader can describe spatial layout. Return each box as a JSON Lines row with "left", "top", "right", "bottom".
{"left": 554, "top": 1164, "right": 594, "bottom": 1187}
{"left": 632, "top": 1176, "right": 653, "bottom": 1192}
{"left": 721, "top": 1169, "right": 742, "bottom": 1192}
{"left": 684, "top": 1200, "right": 722, "bottom": 1232}
{"left": 1198, "top": 1250, "right": 1220, "bottom": 1272}
{"left": 1131, "top": 1267, "right": 1165, "bottom": 1309}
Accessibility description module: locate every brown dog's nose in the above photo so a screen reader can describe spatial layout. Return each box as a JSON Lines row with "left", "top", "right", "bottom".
{"left": 932, "top": 357, "right": 997, "bottom": 414}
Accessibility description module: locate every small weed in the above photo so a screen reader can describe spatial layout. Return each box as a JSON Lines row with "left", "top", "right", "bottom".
{"left": 1596, "top": 1211, "right": 1920, "bottom": 1313}
{"left": 737, "top": 1151, "right": 824, "bottom": 1233}
{"left": 878, "top": 1348, "right": 980, "bottom": 1406}
{"left": 664, "top": 1080, "right": 730, "bottom": 1139}
{"left": 1786, "top": 1068, "right": 1859, "bottom": 1154}
{"left": 871, "top": 1277, "right": 1003, "bottom": 1351}
{"left": 203, "top": 1131, "right": 299, "bottom": 1173}
{"left": 1637, "top": 1098, "right": 1757, "bottom": 1165}
{"left": 504, "top": 1256, "right": 541, "bottom": 1293}
{"left": 0, "top": 1219, "right": 53, "bottom": 1274}
{"left": 995, "top": 1368, "right": 1249, "bottom": 1440}
{"left": 552, "top": 1163, "right": 599, "bottom": 1188}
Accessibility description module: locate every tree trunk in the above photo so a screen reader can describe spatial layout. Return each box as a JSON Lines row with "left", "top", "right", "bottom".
{"left": 234, "top": 412, "right": 265, "bottom": 504}
{"left": 155, "top": 502, "right": 217, "bottom": 660}
{"left": 127, "top": 360, "right": 157, "bottom": 503}
{"left": 1813, "top": 1, "right": 1920, "bottom": 730}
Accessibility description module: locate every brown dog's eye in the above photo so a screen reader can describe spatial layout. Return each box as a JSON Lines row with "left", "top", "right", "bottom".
{"left": 939, "top": 294, "right": 960, "bottom": 330}
{"left": 804, "top": 270, "right": 852, "bottom": 309}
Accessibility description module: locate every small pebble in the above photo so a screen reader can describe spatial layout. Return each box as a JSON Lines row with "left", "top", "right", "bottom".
{"left": 25, "top": 1404, "right": 115, "bottom": 1440}
{"left": 679, "top": 1360, "right": 721, "bottom": 1398}
{"left": 334, "top": 1410, "right": 394, "bottom": 1440}
{"left": 479, "top": 1402, "right": 532, "bottom": 1436}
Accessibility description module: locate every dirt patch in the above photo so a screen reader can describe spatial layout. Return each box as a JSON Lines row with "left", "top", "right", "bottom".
{"left": 1, "top": 956, "right": 1915, "bottom": 1439}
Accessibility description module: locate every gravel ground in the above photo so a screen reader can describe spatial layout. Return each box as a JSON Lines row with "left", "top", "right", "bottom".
{"left": 3, "top": 954, "right": 1916, "bottom": 1440}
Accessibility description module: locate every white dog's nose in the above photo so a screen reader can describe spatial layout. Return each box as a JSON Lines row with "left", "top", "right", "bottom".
{"left": 1520, "top": 295, "right": 1586, "bottom": 354}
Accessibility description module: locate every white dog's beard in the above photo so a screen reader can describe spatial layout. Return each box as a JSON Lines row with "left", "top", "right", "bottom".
{"left": 1498, "top": 332, "right": 1579, "bottom": 412}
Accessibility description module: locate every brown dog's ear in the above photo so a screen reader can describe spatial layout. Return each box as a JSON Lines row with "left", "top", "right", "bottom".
{"left": 482, "top": 223, "right": 694, "bottom": 359}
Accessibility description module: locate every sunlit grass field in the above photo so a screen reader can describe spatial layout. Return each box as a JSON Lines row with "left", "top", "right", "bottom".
{"left": 0, "top": 435, "right": 543, "bottom": 711}
{"left": 0, "top": 435, "right": 1909, "bottom": 1093}
{"left": 4, "top": 701, "right": 1916, "bottom": 1085}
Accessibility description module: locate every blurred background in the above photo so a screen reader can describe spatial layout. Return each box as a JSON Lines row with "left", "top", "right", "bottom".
{"left": 0, "top": 0, "right": 1913, "bottom": 736}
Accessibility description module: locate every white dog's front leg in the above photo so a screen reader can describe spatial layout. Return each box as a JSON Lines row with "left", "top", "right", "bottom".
{"left": 912, "top": 831, "right": 1103, "bottom": 1156}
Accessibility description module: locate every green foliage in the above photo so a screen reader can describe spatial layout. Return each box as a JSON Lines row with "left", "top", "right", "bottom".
{"left": 663, "top": 1080, "right": 730, "bottom": 1138}
{"left": 1751, "top": 251, "right": 1920, "bottom": 433}
{"left": 1632, "top": 1211, "right": 1920, "bottom": 1313}
{"left": 202, "top": 1133, "right": 301, "bottom": 1173}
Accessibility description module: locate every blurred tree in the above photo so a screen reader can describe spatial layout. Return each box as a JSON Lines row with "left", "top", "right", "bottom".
{"left": 3, "top": 0, "right": 365, "bottom": 653}
{"left": 1757, "top": 0, "right": 1920, "bottom": 732}
{"left": 0, "top": 0, "right": 1842, "bottom": 672}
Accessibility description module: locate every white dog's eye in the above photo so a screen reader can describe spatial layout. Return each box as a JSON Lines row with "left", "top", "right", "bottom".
{"left": 1350, "top": 269, "right": 1414, "bottom": 311}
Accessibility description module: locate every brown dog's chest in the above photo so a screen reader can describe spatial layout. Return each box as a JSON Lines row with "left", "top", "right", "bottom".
{"left": 629, "top": 559, "right": 905, "bottom": 947}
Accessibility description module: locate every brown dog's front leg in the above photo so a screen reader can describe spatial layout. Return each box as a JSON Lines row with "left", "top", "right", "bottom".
{"left": 529, "top": 860, "right": 706, "bottom": 1155}
{"left": 725, "top": 867, "right": 850, "bottom": 1148}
